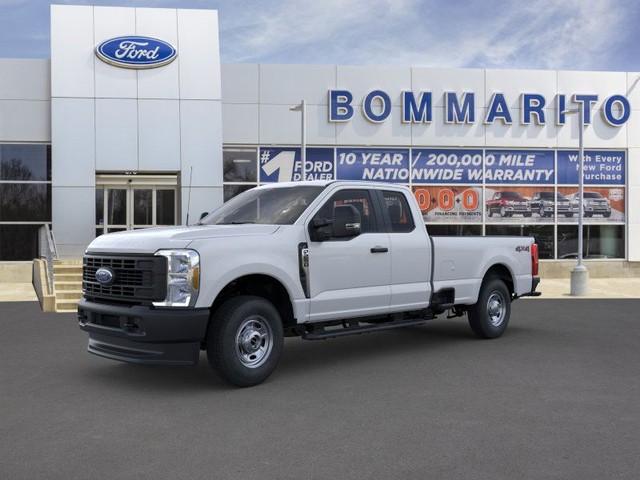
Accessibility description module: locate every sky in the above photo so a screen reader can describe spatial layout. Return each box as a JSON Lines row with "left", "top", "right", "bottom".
{"left": 1, "top": 0, "right": 639, "bottom": 72}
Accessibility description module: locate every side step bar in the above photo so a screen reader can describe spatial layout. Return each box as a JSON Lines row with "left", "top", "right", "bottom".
{"left": 302, "top": 317, "right": 428, "bottom": 341}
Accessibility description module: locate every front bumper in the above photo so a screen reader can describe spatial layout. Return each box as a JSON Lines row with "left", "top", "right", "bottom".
{"left": 78, "top": 299, "right": 210, "bottom": 365}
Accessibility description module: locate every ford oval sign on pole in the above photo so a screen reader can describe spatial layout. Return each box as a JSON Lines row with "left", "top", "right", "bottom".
{"left": 95, "top": 36, "right": 177, "bottom": 69}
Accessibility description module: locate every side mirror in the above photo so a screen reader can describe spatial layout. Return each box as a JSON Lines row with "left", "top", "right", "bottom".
{"left": 332, "top": 204, "right": 361, "bottom": 238}
{"left": 199, "top": 212, "right": 209, "bottom": 221}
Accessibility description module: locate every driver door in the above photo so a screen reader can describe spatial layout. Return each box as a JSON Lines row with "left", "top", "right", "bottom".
{"left": 305, "top": 188, "right": 391, "bottom": 322}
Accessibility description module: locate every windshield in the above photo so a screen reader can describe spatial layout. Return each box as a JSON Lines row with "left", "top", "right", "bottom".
{"left": 501, "top": 191, "right": 522, "bottom": 199}
{"left": 201, "top": 185, "right": 326, "bottom": 225}
{"left": 584, "top": 192, "right": 604, "bottom": 199}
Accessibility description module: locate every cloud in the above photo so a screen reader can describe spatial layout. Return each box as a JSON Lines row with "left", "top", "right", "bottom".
{"left": 0, "top": 0, "right": 637, "bottom": 70}
{"left": 218, "top": 0, "right": 637, "bottom": 71}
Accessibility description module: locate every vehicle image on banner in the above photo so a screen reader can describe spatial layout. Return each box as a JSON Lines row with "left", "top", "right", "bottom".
{"left": 486, "top": 191, "right": 532, "bottom": 217}
{"left": 78, "top": 181, "right": 540, "bottom": 387}
{"left": 566, "top": 191, "right": 612, "bottom": 218}
{"left": 530, "top": 191, "right": 577, "bottom": 218}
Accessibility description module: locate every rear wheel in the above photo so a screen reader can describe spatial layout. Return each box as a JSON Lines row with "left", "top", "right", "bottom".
{"left": 206, "top": 295, "right": 284, "bottom": 387}
{"left": 468, "top": 277, "right": 511, "bottom": 339}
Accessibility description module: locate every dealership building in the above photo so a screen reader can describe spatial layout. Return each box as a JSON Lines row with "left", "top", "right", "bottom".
{"left": 1, "top": 4, "right": 639, "bottom": 277}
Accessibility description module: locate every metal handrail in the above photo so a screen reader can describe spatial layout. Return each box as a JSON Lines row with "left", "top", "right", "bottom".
{"left": 38, "top": 224, "right": 58, "bottom": 294}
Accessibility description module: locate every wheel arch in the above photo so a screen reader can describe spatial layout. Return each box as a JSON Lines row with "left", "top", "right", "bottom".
{"left": 481, "top": 263, "right": 515, "bottom": 296}
{"left": 209, "top": 274, "right": 296, "bottom": 330}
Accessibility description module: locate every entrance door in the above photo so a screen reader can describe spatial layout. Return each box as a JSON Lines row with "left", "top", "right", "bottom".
{"left": 95, "top": 175, "right": 178, "bottom": 237}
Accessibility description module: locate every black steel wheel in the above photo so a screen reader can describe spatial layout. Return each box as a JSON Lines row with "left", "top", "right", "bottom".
{"left": 468, "top": 277, "right": 511, "bottom": 339}
{"left": 206, "top": 295, "right": 284, "bottom": 387}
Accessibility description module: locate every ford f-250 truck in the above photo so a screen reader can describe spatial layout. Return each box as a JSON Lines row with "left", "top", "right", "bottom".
{"left": 79, "top": 181, "right": 540, "bottom": 387}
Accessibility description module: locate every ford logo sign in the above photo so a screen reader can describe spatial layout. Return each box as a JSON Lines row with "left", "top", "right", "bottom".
{"left": 95, "top": 36, "right": 177, "bottom": 69}
{"left": 95, "top": 267, "right": 115, "bottom": 286}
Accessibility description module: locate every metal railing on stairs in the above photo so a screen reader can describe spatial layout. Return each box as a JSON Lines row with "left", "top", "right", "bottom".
{"left": 38, "top": 224, "right": 58, "bottom": 294}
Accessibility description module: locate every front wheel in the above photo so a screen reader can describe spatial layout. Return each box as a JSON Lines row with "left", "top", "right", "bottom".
{"left": 468, "top": 278, "right": 511, "bottom": 339}
{"left": 206, "top": 295, "right": 284, "bottom": 387}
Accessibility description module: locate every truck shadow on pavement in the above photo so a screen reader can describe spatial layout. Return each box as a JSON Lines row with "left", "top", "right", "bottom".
{"left": 78, "top": 319, "right": 532, "bottom": 390}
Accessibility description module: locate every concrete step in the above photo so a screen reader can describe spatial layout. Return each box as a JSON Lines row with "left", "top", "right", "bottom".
{"left": 55, "top": 300, "right": 79, "bottom": 312}
{"left": 55, "top": 281, "right": 82, "bottom": 291}
{"left": 54, "top": 273, "right": 83, "bottom": 282}
{"left": 53, "top": 259, "right": 82, "bottom": 265}
{"left": 53, "top": 265, "right": 83, "bottom": 274}
{"left": 56, "top": 290, "right": 82, "bottom": 301}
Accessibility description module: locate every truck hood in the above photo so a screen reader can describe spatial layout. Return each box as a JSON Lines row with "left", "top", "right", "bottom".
{"left": 86, "top": 225, "right": 280, "bottom": 254}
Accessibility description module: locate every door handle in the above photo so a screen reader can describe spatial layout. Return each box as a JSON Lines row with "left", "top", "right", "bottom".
{"left": 370, "top": 246, "right": 389, "bottom": 253}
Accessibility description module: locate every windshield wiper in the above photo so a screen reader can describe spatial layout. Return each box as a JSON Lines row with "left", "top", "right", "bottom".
{"left": 217, "top": 221, "right": 256, "bottom": 225}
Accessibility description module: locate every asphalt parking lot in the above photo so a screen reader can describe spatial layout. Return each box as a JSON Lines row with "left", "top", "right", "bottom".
{"left": 1, "top": 299, "right": 639, "bottom": 480}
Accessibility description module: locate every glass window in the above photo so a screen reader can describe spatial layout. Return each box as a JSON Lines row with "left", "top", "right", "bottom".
{"left": 95, "top": 188, "right": 104, "bottom": 226}
{"left": 311, "top": 189, "right": 380, "bottom": 239}
{"left": 203, "top": 185, "right": 325, "bottom": 226}
{"left": 223, "top": 148, "right": 257, "bottom": 182}
{"left": 106, "top": 189, "right": 127, "bottom": 226}
{"left": 382, "top": 190, "right": 415, "bottom": 233}
{"left": 427, "top": 224, "right": 482, "bottom": 236}
{"left": 0, "top": 184, "right": 51, "bottom": 222}
{"left": 557, "top": 225, "right": 624, "bottom": 259}
{"left": 133, "top": 189, "right": 153, "bottom": 225}
{"left": 0, "top": 224, "right": 41, "bottom": 261}
{"left": 0, "top": 145, "right": 51, "bottom": 181}
{"left": 156, "top": 189, "right": 175, "bottom": 225}
{"left": 224, "top": 184, "right": 254, "bottom": 202}
{"left": 486, "top": 225, "right": 554, "bottom": 259}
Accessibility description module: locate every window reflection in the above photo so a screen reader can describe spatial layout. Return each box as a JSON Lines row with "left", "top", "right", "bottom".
{"left": 0, "top": 145, "right": 51, "bottom": 181}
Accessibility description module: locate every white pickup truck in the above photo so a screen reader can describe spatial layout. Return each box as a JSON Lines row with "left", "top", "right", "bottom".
{"left": 79, "top": 181, "right": 540, "bottom": 386}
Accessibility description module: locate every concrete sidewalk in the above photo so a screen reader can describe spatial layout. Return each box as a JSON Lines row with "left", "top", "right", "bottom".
{"left": 1, "top": 277, "right": 639, "bottom": 304}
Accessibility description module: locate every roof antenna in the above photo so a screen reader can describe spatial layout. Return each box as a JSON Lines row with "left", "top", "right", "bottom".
{"left": 185, "top": 166, "right": 193, "bottom": 226}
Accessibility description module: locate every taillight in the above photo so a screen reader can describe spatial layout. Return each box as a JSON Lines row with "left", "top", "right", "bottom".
{"left": 531, "top": 243, "right": 539, "bottom": 276}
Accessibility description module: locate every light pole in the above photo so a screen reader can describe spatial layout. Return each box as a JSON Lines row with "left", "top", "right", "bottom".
{"left": 289, "top": 100, "right": 306, "bottom": 181}
{"left": 562, "top": 104, "right": 588, "bottom": 295}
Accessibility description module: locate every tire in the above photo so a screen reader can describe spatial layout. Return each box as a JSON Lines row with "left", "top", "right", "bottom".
{"left": 487, "top": 206, "right": 493, "bottom": 217}
{"left": 468, "top": 277, "right": 511, "bottom": 339}
{"left": 603, "top": 212, "right": 611, "bottom": 218}
{"left": 585, "top": 213, "right": 592, "bottom": 218}
{"left": 206, "top": 295, "right": 284, "bottom": 387}
{"left": 523, "top": 213, "right": 532, "bottom": 218}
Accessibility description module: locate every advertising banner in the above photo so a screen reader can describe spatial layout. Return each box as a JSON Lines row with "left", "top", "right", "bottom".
{"left": 484, "top": 150, "right": 554, "bottom": 184}
{"left": 485, "top": 187, "right": 541, "bottom": 223}
{"left": 336, "top": 148, "right": 410, "bottom": 183}
{"left": 411, "top": 149, "right": 483, "bottom": 184}
{"left": 412, "top": 186, "right": 482, "bottom": 223}
{"left": 260, "top": 147, "right": 334, "bottom": 183}
{"left": 557, "top": 187, "right": 625, "bottom": 223}
{"left": 557, "top": 150, "right": 625, "bottom": 185}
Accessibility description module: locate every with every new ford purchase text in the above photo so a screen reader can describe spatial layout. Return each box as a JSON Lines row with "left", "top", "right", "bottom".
{"left": 78, "top": 181, "right": 541, "bottom": 387}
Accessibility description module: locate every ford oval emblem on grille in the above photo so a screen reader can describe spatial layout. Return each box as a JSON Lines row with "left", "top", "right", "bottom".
{"left": 95, "top": 267, "right": 115, "bottom": 285}
{"left": 95, "top": 36, "right": 177, "bottom": 69}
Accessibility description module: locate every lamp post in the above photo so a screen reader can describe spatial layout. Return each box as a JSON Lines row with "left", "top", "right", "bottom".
{"left": 562, "top": 104, "right": 589, "bottom": 295}
{"left": 289, "top": 100, "right": 306, "bottom": 181}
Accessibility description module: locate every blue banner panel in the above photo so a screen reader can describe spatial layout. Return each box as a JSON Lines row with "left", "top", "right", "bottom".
{"left": 557, "top": 150, "right": 625, "bottom": 185}
{"left": 259, "top": 147, "right": 334, "bottom": 183}
{"left": 484, "top": 150, "right": 554, "bottom": 184}
{"left": 411, "top": 149, "right": 483, "bottom": 184}
{"left": 336, "top": 148, "right": 410, "bottom": 183}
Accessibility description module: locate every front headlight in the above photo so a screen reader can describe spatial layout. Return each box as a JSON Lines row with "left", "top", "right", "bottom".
{"left": 153, "top": 249, "right": 200, "bottom": 307}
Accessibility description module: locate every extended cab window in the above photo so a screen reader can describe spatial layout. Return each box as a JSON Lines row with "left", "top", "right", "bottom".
{"left": 382, "top": 190, "right": 415, "bottom": 233}
{"left": 311, "top": 189, "right": 379, "bottom": 239}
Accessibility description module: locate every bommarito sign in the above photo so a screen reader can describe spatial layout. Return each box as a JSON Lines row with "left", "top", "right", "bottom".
{"left": 328, "top": 90, "right": 631, "bottom": 127}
